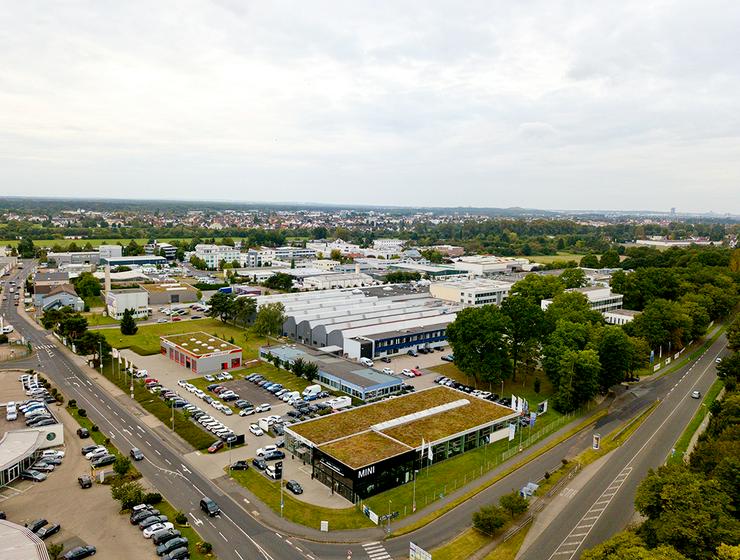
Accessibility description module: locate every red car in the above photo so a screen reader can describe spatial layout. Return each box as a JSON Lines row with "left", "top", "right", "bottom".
{"left": 144, "top": 379, "right": 159, "bottom": 385}
{"left": 412, "top": 368, "right": 423, "bottom": 376}
{"left": 171, "top": 317, "right": 181, "bottom": 322}
{"left": 208, "top": 441, "right": 224, "bottom": 453}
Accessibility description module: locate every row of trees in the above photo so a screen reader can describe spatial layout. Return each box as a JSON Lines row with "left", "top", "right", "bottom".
{"left": 41, "top": 307, "right": 112, "bottom": 366}
{"left": 207, "top": 292, "right": 286, "bottom": 337}
{"left": 583, "top": 324, "right": 740, "bottom": 559}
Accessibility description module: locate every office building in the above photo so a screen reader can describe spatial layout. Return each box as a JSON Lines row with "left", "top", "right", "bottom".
{"left": 100, "top": 255, "right": 168, "bottom": 267}
{"left": 194, "top": 244, "right": 242, "bottom": 269}
{"left": 430, "top": 278, "right": 514, "bottom": 306}
{"left": 541, "top": 286, "right": 624, "bottom": 313}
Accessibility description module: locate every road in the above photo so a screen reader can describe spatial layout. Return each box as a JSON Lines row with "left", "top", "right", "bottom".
{"left": 521, "top": 334, "right": 725, "bottom": 559}
{"left": 1, "top": 259, "right": 726, "bottom": 560}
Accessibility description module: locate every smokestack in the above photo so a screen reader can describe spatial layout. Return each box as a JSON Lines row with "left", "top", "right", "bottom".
{"left": 355, "top": 263, "right": 360, "bottom": 275}
{"left": 104, "top": 265, "right": 111, "bottom": 294}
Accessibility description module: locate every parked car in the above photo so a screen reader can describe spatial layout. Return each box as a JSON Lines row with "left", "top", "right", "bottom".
{"left": 91, "top": 454, "right": 116, "bottom": 469}
{"left": 263, "top": 450, "right": 286, "bottom": 461}
{"left": 27, "top": 519, "right": 48, "bottom": 532}
{"left": 131, "top": 508, "right": 160, "bottom": 524}
{"left": 143, "top": 521, "right": 174, "bottom": 538}
{"left": 21, "top": 469, "right": 46, "bottom": 482}
{"left": 163, "top": 546, "right": 190, "bottom": 560}
{"left": 251, "top": 458, "right": 267, "bottom": 470}
{"left": 81, "top": 444, "right": 100, "bottom": 455}
{"left": 286, "top": 480, "right": 303, "bottom": 495}
{"left": 256, "top": 445, "right": 277, "bottom": 456}
{"left": 208, "top": 440, "right": 224, "bottom": 453}
{"left": 231, "top": 460, "right": 250, "bottom": 470}
{"left": 78, "top": 474, "right": 93, "bottom": 489}
{"left": 32, "top": 461, "right": 55, "bottom": 472}
{"left": 441, "top": 354, "right": 454, "bottom": 362}
{"left": 239, "top": 407, "right": 256, "bottom": 416}
{"left": 249, "top": 424, "right": 264, "bottom": 436}
{"left": 76, "top": 427, "right": 90, "bottom": 439}
{"left": 152, "top": 529, "right": 181, "bottom": 546}
{"left": 36, "top": 523, "right": 61, "bottom": 539}
{"left": 401, "top": 369, "right": 414, "bottom": 377}
{"left": 62, "top": 545, "right": 97, "bottom": 559}
{"left": 156, "top": 536, "right": 189, "bottom": 555}
{"left": 139, "top": 515, "right": 169, "bottom": 530}
{"left": 691, "top": 390, "right": 701, "bottom": 399}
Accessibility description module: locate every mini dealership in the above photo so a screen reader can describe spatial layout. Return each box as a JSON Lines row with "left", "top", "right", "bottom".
{"left": 160, "top": 331, "right": 242, "bottom": 374}
{"left": 284, "top": 386, "right": 518, "bottom": 503}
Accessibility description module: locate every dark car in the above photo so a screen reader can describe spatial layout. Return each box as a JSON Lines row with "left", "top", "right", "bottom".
{"left": 199, "top": 497, "right": 219, "bottom": 517}
{"left": 139, "top": 515, "right": 168, "bottom": 530}
{"left": 206, "top": 383, "right": 219, "bottom": 391}
{"left": 156, "top": 536, "right": 189, "bottom": 556}
{"left": 27, "top": 519, "right": 48, "bottom": 532}
{"left": 380, "top": 356, "right": 392, "bottom": 363}
{"left": 81, "top": 444, "right": 99, "bottom": 456}
{"left": 62, "top": 545, "right": 97, "bottom": 559}
{"left": 91, "top": 454, "right": 116, "bottom": 469}
{"left": 30, "top": 417, "right": 57, "bottom": 428}
{"left": 131, "top": 508, "right": 160, "bottom": 524}
{"left": 78, "top": 475, "right": 93, "bottom": 489}
{"left": 163, "top": 547, "right": 190, "bottom": 560}
{"left": 263, "top": 450, "right": 286, "bottom": 461}
{"left": 231, "top": 460, "right": 249, "bottom": 471}
{"left": 77, "top": 427, "right": 90, "bottom": 439}
{"left": 207, "top": 440, "right": 224, "bottom": 453}
{"left": 152, "top": 529, "right": 181, "bottom": 546}
{"left": 286, "top": 480, "right": 303, "bottom": 495}
{"left": 221, "top": 393, "right": 239, "bottom": 401}
{"left": 36, "top": 522, "right": 61, "bottom": 539}
{"left": 252, "top": 458, "right": 267, "bottom": 470}
{"left": 130, "top": 448, "right": 144, "bottom": 461}
{"left": 0, "top": 511, "right": 5, "bottom": 520}
{"left": 191, "top": 411, "right": 206, "bottom": 420}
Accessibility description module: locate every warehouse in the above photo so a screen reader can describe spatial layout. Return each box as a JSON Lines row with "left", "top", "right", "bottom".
{"left": 160, "top": 331, "right": 242, "bottom": 374}
{"left": 100, "top": 255, "right": 167, "bottom": 267}
{"left": 284, "top": 386, "right": 517, "bottom": 502}
{"left": 259, "top": 344, "right": 402, "bottom": 400}
{"left": 343, "top": 317, "right": 454, "bottom": 360}
{"left": 105, "top": 288, "right": 149, "bottom": 319}
{"left": 142, "top": 282, "right": 198, "bottom": 305}
{"left": 430, "top": 278, "right": 514, "bottom": 306}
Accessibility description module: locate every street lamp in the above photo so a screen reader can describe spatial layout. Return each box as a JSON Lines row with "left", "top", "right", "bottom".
{"left": 386, "top": 499, "right": 392, "bottom": 535}
{"left": 412, "top": 470, "right": 418, "bottom": 513}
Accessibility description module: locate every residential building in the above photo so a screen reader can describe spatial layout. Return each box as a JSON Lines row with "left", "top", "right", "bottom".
{"left": 430, "top": 278, "right": 514, "bottom": 306}
{"left": 39, "top": 285, "right": 85, "bottom": 312}
{"left": 105, "top": 288, "right": 149, "bottom": 319}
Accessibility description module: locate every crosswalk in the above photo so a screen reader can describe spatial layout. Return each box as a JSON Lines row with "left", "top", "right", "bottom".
{"left": 363, "top": 542, "right": 391, "bottom": 560}
{"left": 35, "top": 344, "right": 55, "bottom": 350}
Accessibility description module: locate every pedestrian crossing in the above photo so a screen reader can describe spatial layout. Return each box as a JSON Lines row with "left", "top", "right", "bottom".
{"left": 35, "top": 344, "right": 55, "bottom": 350}
{"left": 363, "top": 542, "right": 391, "bottom": 560}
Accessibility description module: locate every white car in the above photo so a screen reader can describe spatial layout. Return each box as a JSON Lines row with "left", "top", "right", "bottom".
{"left": 211, "top": 400, "right": 222, "bottom": 409}
{"left": 401, "top": 369, "right": 414, "bottom": 378}
{"left": 222, "top": 407, "right": 233, "bottom": 416}
{"left": 239, "top": 408, "right": 256, "bottom": 416}
{"left": 256, "top": 445, "right": 277, "bottom": 456}
{"left": 41, "top": 449, "right": 65, "bottom": 459}
{"left": 204, "top": 375, "right": 215, "bottom": 382}
{"left": 249, "top": 424, "right": 264, "bottom": 436}
{"left": 143, "top": 521, "right": 174, "bottom": 538}
{"left": 382, "top": 368, "right": 394, "bottom": 375}
{"left": 194, "top": 389, "right": 205, "bottom": 398}
{"left": 85, "top": 447, "right": 108, "bottom": 460}
{"left": 221, "top": 372, "right": 233, "bottom": 380}
{"left": 255, "top": 403, "right": 271, "bottom": 413}
{"left": 156, "top": 318, "right": 168, "bottom": 323}
{"left": 177, "top": 380, "right": 187, "bottom": 388}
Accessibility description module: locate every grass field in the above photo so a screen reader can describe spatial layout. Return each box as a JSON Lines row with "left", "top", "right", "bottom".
{"left": 432, "top": 528, "right": 491, "bottom": 560}
{"left": 227, "top": 467, "right": 373, "bottom": 530}
{"left": 83, "top": 312, "right": 119, "bottom": 327}
{"left": 98, "top": 318, "right": 267, "bottom": 357}
{"left": 527, "top": 252, "right": 587, "bottom": 264}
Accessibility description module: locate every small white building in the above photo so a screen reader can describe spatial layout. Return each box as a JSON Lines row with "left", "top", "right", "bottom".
{"left": 453, "top": 255, "right": 531, "bottom": 276}
{"left": 106, "top": 288, "right": 149, "bottom": 319}
{"left": 430, "top": 278, "right": 514, "bottom": 306}
{"left": 98, "top": 244, "right": 123, "bottom": 260}
{"left": 541, "top": 286, "right": 624, "bottom": 313}
{"left": 604, "top": 309, "right": 640, "bottom": 325}
{"left": 300, "top": 272, "right": 375, "bottom": 291}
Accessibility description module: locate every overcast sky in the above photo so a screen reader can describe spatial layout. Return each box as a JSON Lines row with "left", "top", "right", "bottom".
{"left": 2, "top": 1, "right": 739, "bottom": 213}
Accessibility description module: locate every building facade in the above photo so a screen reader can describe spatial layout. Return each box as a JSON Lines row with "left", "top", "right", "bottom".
{"left": 430, "top": 278, "right": 513, "bottom": 306}
{"left": 194, "top": 244, "right": 242, "bottom": 269}
{"left": 106, "top": 288, "right": 149, "bottom": 319}
{"left": 160, "top": 332, "right": 242, "bottom": 374}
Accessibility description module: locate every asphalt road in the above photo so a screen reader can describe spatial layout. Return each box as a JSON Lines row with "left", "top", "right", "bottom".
{"left": 1, "top": 259, "right": 726, "bottom": 560}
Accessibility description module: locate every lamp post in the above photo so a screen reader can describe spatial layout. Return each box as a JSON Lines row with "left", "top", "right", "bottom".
{"left": 386, "top": 499, "right": 392, "bottom": 535}
{"left": 412, "top": 470, "right": 418, "bottom": 513}
{"left": 99, "top": 341, "right": 103, "bottom": 373}
{"left": 280, "top": 479, "right": 285, "bottom": 518}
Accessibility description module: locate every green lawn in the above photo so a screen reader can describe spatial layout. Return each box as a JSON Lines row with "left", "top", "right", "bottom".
{"left": 227, "top": 467, "right": 373, "bottom": 530}
{"left": 527, "top": 253, "right": 587, "bottom": 264}
{"left": 99, "top": 318, "right": 267, "bottom": 357}
{"left": 84, "top": 295, "right": 106, "bottom": 309}
{"left": 84, "top": 312, "right": 119, "bottom": 327}
{"left": 668, "top": 378, "right": 724, "bottom": 465}
{"left": 432, "top": 528, "right": 491, "bottom": 560}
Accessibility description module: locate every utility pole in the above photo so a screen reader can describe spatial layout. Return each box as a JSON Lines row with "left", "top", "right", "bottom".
{"left": 99, "top": 341, "right": 103, "bottom": 373}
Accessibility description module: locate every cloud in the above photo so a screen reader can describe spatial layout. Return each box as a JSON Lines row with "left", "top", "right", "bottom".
{"left": 0, "top": 0, "right": 739, "bottom": 213}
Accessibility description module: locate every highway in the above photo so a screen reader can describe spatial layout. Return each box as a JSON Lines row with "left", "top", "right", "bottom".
{"left": 1, "top": 259, "right": 727, "bottom": 560}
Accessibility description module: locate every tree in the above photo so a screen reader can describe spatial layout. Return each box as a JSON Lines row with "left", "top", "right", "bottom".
{"left": 716, "top": 353, "right": 740, "bottom": 382}
{"left": 253, "top": 302, "right": 286, "bottom": 337}
{"left": 627, "top": 299, "right": 693, "bottom": 351}
{"left": 728, "top": 319, "right": 740, "bottom": 352}
{"left": 303, "top": 361, "right": 319, "bottom": 383}
{"left": 446, "top": 305, "right": 512, "bottom": 387}
{"left": 581, "top": 532, "right": 688, "bottom": 560}
{"left": 552, "top": 348, "right": 601, "bottom": 413}
{"left": 189, "top": 255, "right": 207, "bottom": 270}
{"left": 499, "top": 490, "right": 529, "bottom": 518}
{"left": 291, "top": 357, "right": 306, "bottom": 378}
{"left": 599, "top": 250, "right": 621, "bottom": 268}
{"left": 120, "top": 308, "right": 138, "bottom": 335}
{"left": 385, "top": 271, "right": 422, "bottom": 283}
{"left": 544, "top": 292, "right": 604, "bottom": 328}
{"left": 716, "top": 544, "right": 740, "bottom": 560}
{"left": 330, "top": 249, "right": 342, "bottom": 261}
{"left": 46, "top": 543, "right": 65, "bottom": 560}
{"left": 635, "top": 464, "right": 739, "bottom": 560}
{"left": 580, "top": 254, "right": 600, "bottom": 268}
{"left": 111, "top": 480, "right": 146, "bottom": 510}
{"left": 264, "top": 273, "right": 294, "bottom": 291}
{"left": 113, "top": 456, "right": 132, "bottom": 478}
{"left": 232, "top": 296, "right": 257, "bottom": 326}
{"left": 73, "top": 272, "right": 102, "bottom": 298}
{"left": 501, "top": 295, "right": 545, "bottom": 381}
{"left": 76, "top": 330, "right": 112, "bottom": 366}
{"left": 511, "top": 275, "right": 564, "bottom": 303}
{"left": 560, "top": 268, "right": 588, "bottom": 289}
{"left": 124, "top": 239, "right": 143, "bottom": 256}
{"left": 17, "top": 237, "right": 36, "bottom": 258}
{"left": 596, "top": 327, "right": 640, "bottom": 389}
{"left": 472, "top": 504, "right": 507, "bottom": 536}
{"left": 208, "top": 292, "right": 235, "bottom": 323}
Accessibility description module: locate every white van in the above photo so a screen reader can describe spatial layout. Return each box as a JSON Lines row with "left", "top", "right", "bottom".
{"left": 359, "top": 357, "right": 374, "bottom": 367}
{"left": 328, "top": 396, "right": 352, "bottom": 411}
{"left": 301, "top": 384, "right": 321, "bottom": 398}
{"left": 6, "top": 402, "right": 17, "bottom": 421}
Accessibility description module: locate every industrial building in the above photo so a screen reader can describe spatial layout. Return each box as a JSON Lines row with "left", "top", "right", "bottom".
{"left": 541, "top": 286, "right": 624, "bottom": 313}
{"left": 299, "top": 272, "right": 375, "bottom": 291}
{"left": 105, "top": 288, "right": 149, "bottom": 319}
{"left": 46, "top": 250, "right": 100, "bottom": 266}
{"left": 142, "top": 282, "right": 198, "bottom": 305}
{"left": 260, "top": 344, "right": 402, "bottom": 400}
{"left": 452, "top": 255, "right": 533, "bottom": 275}
{"left": 100, "top": 255, "right": 167, "bottom": 267}
{"left": 160, "top": 332, "right": 242, "bottom": 374}
{"left": 430, "top": 278, "right": 514, "bottom": 306}
{"left": 284, "top": 386, "right": 517, "bottom": 502}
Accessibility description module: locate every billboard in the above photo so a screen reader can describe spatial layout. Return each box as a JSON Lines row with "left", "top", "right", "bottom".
{"left": 410, "top": 542, "right": 432, "bottom": 560}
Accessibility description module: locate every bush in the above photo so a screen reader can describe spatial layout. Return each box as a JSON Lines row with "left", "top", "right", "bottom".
{"left": 0, "top": 334, "right": 8, "bottom": 344}
{"left": 197, "top": 542, "right": 213, "bottom": 554}
{"left": 499, "top": 490, "right": 529, "bottom": 518}
{"left": 111, "top": 480, "right": 145, "bottom": 510}
{"left": 77, "top": 408, "right": 87, "bottom": 417}
{"left": 472, "top": 505, "right": 507, "bottom": 536}
{"left": 67, "top": 399, "right": 77, "bottom": 409}
{"left": 91, "top": 425, "right": 99, "bottom": 432}
{"left": 46, "top": 542, "right": 64, "bottom": 560}
{"left": 113, "top": 457, "right": 132, "bottom": 478}
{"left": 55, "top": 394, "right": 64, "bottom": 405}
{"left": 144, "top": 492, "right": 162, "bottom": 505}
{"left": 174, "top": 510, "right": 188, "bottom": 525}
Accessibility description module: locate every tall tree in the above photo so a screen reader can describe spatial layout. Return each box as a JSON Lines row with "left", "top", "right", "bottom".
{"left": 559, "top": 268, "right": 588, "bottom": 289}
{"left": 551, "top": 348, "right": 601, "bottom": 412}
{"left": 511, "top": 274, "right": 564, "bottom": 303}
{"left": 596, "top": 327, "right": 641, "bottom": 389}
{"left": 501, "top": 295, "right": 545, "bottom": 382}
{"left": 253, "top": 302, "right": 286, "bottom": 337}
{"left": 120, "top": 308, "right": 138, "bottom": 335}
{"left": 580, "top": 253, "right": 600, "bottom": 268}
{"left": 544, "top": 292, "right": 604, "bottom": 329}
{"left": 232, "top": 297, "right": 257, "bottom": 326}
{"left": 599, "top": 250, "right": 621, "bottom": 268}
{"left": 207, "top": 292, "right": 235, "bottom": 323}
{"left": 582, "top": 532, "right": 688, "bottom": 560}
{"left": 446, "top": 305, "right": 512, "bottom": 387}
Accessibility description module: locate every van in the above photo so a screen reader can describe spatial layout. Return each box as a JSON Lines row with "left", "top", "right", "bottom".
{"left": 200, "top": 497, "right": 220, "bottom": 516}
{"left": 301, "top": 384, "right": 321, "bottom": 398}
{"left": 359, "top": 357, "right": 374, "bottom": 367}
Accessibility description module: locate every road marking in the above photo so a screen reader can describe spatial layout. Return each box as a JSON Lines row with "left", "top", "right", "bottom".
{"left": 146, "top": 440, "right": 152, "bottom": 446}
{"left": 155, "top": 449, "right": 161, "bottom": 455}
{"left": 219, "top": 531, "right": 228, "bottom": 542}
{"left": 547, "top": 466, "right": 632, "bottom": 560}
{"left": 188, "top": 513, "right": 203, "bottom": 526}
{"left": 363, "top": 542, "right": 392, "bottom": 559}
{"left": 235, "top": 551, "right": 245, "bottom": 560}
{"left": 164, "top": 458, "right": 171, "bottom": 465}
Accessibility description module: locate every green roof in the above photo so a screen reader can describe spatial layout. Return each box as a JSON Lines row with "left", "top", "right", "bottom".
{"left": 161, "top": 331, "right": 240, "bottom": 356}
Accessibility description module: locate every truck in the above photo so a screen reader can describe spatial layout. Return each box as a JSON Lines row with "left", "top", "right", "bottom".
{"left": 301, "top": 384, "right": 321, "bottom": 399}
{"left": 218, "top": 286, "right": 233, "bottom": 294}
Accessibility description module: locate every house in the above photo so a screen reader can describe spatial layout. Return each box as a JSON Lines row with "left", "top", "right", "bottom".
{"left": 40, "top": 284, "right": 85, "bottom": 312}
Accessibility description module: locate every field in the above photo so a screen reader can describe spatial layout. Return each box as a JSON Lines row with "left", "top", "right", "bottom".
{"left": 527, "top": 252, "right": 586, "bottom": 264}
{"left": 2, "top": 236, "right": 226, "bottom": 248}
{"left": 83, "top": 312, "right": 119, "bottom": 326}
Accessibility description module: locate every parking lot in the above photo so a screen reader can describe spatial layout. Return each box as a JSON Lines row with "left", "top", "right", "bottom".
{"left": 0, "top": 391, "right": 154, "bottom": 559}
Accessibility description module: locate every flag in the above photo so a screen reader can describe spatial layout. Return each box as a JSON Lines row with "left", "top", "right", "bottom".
{"left": 511, "top": 395, "right": 517, "bottom": 411}
{"left": 508, "top": 423, "right": 516, "bottom": 441}
{"left": 420, "top": 438, "right": 425, "bottom": 459}
{"left": 427, "top": 441, "right": 433, "bottom": 462}
{"left": 529, "top": 412, "right": 537, "bottom": 428}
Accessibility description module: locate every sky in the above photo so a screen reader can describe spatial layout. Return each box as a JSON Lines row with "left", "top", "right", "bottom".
{"left": 1, "top": 1, "right": 739, "bottom": 213}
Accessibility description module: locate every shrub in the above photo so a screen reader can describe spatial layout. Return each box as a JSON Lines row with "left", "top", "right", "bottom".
{"left": 91, "top": 425, "right": 99, "bottom": 432}
{"left": 472, "top": 505, "right": 506, "bottom": 536}
{"left": 499, "top": 490, "right": 529, "bottom": 518}
{"left": 46, "top": 542, "right": 64, "bottom": 560}
{"left": 175, "top": 511, "right": 188, "bottom": 525}
{"left": 113, "top": 457, "right": 132, "bottom": 478}
{"left": 67, "top": 399, "right": 77, "bottom": 409}
{"left": 77, "top": 408, "right": 87, "bottom": 417}
{"left": 55, "top": 394, "right": 64, "bottom": 405}
{"left": 144, "top": 492, "right": 162, "bottom": 505}
{"left": 111, "top": 480, "right": 145, "bottom": 510}
{"left": 197, "top": 542, "right": 213, "bottom": 554}
{"left": 0, "top": 334, "right": 8, "bottom": 344}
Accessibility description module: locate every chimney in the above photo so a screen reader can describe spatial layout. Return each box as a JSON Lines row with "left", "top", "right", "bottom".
{"left": 355, "top": 263, "right": 360, "bottom": 275}
{"left": 104, "top": 265, "right": 111, "bottom": 294}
